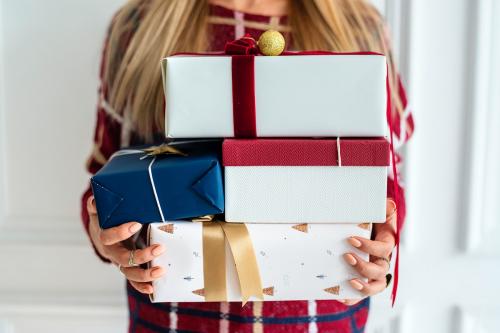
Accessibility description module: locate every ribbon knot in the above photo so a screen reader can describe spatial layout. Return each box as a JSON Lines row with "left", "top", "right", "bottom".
{"left": 141, "top": 143, "right": 187, "bottom": 159}
{"left": 202, "top": 221, "right": 263, "bottom": 305}
{"left": 224, "top": 34, "right": 259, "bottom": 55}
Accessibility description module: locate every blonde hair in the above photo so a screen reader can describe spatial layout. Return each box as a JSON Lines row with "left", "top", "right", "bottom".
{"left": 105, "top": 0, "right": 401, "bottom": 141}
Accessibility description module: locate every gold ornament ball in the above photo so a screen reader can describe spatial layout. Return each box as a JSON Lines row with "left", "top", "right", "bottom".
{"left": 258, "top": 30, "right": 285, "bottom": 56}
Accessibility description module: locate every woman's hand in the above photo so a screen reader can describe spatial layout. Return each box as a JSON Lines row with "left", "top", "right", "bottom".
{"left": 339, "top": 199, "right": 397, "bottom": 306}
{"left": 87, "top": 196, "right": 166, "bottom": 294}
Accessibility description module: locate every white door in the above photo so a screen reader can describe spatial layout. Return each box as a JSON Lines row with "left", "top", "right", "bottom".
{"left": 0, "top": 1, "right": 499, "bottom": 332}
{"left": 367, "top": 0, "right": 500, "bottom": 332}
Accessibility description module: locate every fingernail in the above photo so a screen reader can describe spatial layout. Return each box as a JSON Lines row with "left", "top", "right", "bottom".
{"left": 348, "top": 237, "right": 362, "bottom": 248}
{"left": 350, "top": 279, "right": 364, "bottom": 290}
{"left": 151, "top": 267, "right": 164, "bottom": 278}
{"left": 129, "top": 223, "right": 142, "bottom": 233}
{"left": 344, "top": 253, "right": 357, "bottom": 266}
{"left": 152, "top": 245, "right": 165, "bottom": 256}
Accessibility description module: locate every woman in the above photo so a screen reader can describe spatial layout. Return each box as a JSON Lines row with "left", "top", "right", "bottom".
{"left": 82, "top": 0, "right": 414, "bottom": 332}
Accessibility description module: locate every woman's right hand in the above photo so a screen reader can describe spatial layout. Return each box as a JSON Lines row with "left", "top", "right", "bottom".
{"left": 87, "top": 195, "right": 166, "bottom": 294}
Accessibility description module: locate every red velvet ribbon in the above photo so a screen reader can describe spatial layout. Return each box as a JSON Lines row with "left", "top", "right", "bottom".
{"left": 222, "top": 36, "right": 400, "bottom": 304}
{"left": 224, "top": 33, "right": 259, "bottom": 55}
{"left": 231, "top": 56, "right": 256, "bottom": 137}
{"left": 225, "top": 35, "right": 258, "bottom": 137}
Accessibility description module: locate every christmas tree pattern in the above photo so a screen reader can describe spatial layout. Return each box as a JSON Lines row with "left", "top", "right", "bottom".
{"left": 192, "top": 288, "right": 205, "bottom": 297}
{"left": 324, "top": 285, "right": 340, "bottom": 295}
{"left": 262, "top": 287, "right": 274, "bottom": 296}
{"left": 292, "top": 223, "right": 308, "bottom": 233}
{"left": 357, "top": 223, "right": 371, "bottom": 231}
{"left": 159, "top": 224, "right": 175, "bottom": 234}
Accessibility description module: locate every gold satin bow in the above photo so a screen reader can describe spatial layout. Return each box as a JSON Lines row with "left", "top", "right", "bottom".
{"left": 202, "top": 221, "right": 264, "bottom": 304}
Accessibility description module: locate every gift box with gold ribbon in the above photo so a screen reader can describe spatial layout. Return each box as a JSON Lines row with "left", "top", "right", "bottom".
{"left": 91, "top": 141, "right": 224, "bottom": 229}
{"left": 148, "top": 221, "right": 371, "bottom": 303}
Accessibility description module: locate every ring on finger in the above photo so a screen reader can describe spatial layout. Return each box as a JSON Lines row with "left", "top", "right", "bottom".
{"left": 128, "top": 249, "right": 139, "bottom": 267}
{"left": 374, "top": 256, "right": 391, "bottom": 270}
{"left": 117, "top": 263, "right": 125, "bottom": 275}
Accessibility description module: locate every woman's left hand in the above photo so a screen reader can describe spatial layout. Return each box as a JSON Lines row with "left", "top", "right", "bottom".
{"left": 339, "top": 198, "right": 397, "bottom": 306}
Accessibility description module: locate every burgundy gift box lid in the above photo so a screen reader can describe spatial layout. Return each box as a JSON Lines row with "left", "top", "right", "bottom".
{"left": 223, "top": 138, "right": 390, "bottom": 167}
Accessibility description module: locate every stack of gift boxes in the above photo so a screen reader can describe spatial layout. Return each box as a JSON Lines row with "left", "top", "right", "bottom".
{"left": 91, "top": 33, "right": 390, "bottom": 303}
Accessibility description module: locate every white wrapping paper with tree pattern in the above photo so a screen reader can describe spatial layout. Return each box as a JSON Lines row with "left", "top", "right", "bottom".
{"left": 148, "top": 221, "right": 372, "bottom": 302}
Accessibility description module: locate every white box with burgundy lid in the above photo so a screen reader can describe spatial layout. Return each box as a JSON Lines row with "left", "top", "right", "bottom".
{"left": 223, "top": 138, "right": 389, "bottom": 223}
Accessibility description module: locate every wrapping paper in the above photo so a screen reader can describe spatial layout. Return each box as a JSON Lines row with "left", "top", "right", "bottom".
{"left": 91, "top": 141, "right": 224, "bottom": 229}
{"left": 162, "top": 54, "right": 388, "bottom": 138}
{"left": 149, "top": 221, "right": 372, "bottom": 302}
{"left": 223, "top": 139, "right": 389, "bottom": 223}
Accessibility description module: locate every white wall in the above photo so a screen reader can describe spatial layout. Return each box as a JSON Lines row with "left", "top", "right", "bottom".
{"left": 0, "top": 1, "right": 128, "bottom": 332}
{"left": 0, "top": 0, "right": 499, "bottom": 332}
{"left": 372, "top": 0, "right": 500, "bottom": 332}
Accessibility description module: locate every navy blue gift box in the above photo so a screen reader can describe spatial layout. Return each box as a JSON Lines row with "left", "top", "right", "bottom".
{"left": 91, "top": 141, "right": 224, "bottom": 229}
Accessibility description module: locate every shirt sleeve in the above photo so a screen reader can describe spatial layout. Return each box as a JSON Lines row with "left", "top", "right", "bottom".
{"left": 387, "top": 75, "right": 414, "bottom": 230}
{"left": 80, "top": 23, "right": 124, "bottom": 262}
{"left": 380, "top": 20, "right": 415, "bottom": 230}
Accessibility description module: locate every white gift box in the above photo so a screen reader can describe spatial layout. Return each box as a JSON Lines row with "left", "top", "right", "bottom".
{"left": 149, "top": 221, "right": 372, "bottom": 303}
{"left": 223, "top": 139, "right": 389, "bottom": 223}
{"left": 162, "top": 53, "right": 388, "bottom": 138}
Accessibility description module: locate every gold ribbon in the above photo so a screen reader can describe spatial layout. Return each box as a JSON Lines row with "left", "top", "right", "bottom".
{"left": 142, "top": 144, "right": 187, "bottom": 157}
{"left": 192, "top": 215, "right": 215, "bottom": 223}
{"left": 202, "top": 221, "right": 263, "bottom": 304}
